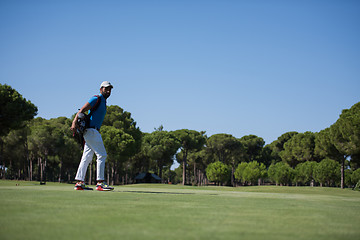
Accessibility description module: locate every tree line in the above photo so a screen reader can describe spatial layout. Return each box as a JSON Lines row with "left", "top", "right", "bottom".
{"left": 1, "top": 84, "right": 359, "bottom": 189}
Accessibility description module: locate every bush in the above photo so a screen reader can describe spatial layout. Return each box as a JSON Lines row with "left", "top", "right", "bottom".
{"left": 354, "top": 180, "right": 360, "bottom": 191}
{"left": 351, "top": 169, "right": 360, "bottom": 187}
{"left": 295, "top": 161, "right": 317, "bottom": 186}
{"left": 206, "top": 161, "right": 230, "bottom": 186}
{"left": 268, "top": 162, "right": 294, "bottom": 186}
{"left": 235, "top": 161, "right": 266, "bottom": 185}
{"left": 234, "top": 162, "right": 248, "bottom": 185}
{"left": 314, "top": 158, "right": 340, "bottom": 187}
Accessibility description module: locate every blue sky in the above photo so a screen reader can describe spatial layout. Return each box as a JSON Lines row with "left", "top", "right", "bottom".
{"left": 1, "top": 0, "right": 359, "bottom": 145}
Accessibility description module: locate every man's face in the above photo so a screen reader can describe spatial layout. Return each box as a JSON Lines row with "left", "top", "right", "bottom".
{"left": 100, "top": 86, "right": 112, "bottom": 99}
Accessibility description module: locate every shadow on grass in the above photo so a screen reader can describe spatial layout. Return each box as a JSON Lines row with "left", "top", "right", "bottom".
{"left": 120, "top": 190, "right": 218, "bottom": 195}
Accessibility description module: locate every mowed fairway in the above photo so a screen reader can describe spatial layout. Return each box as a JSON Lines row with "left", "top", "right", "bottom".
{"left": 0, "top": 181, "right": 359, "bottom": 240}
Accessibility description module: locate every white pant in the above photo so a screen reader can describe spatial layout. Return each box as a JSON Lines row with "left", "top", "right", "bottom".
{"left": 75, "top": 128, "right": 107, "bottom": 182}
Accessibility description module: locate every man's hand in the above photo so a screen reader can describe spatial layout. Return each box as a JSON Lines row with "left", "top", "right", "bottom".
{"left": 70, "top": 121, "right": 77, "bottom": 135}
{"left": 71, "top": 102, "right": 92, "bottom": 135}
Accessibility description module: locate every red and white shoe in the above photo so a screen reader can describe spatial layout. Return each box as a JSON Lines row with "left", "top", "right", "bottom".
{"left": 74, "top": 182, "right": 93, "bottom": 190}
{"left": 96, "top": 182, "right": 114, "bottom": 191}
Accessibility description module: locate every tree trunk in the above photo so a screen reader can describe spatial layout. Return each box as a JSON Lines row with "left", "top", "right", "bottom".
{"left": 58, "top": 161, "right": 62, "bottom": 183}
{"left": 0, "top": 138, "right": 4, "bottom": 179}
{"left": 158, "top": 167, "right": 162, "bottom": 180}
{"left": 29, "top": 158, "right": 33, "bottom": 181}
{"left": 40, "top": 158, "right": 44, "bottom": 182}
{"left": 182, "top": 150, "right": 188, "bottom": 185}
{"left": 40, "top": 155, "right": 47, "bottom": 184}
{"left": 341, "top": 157, "right": 345, "bottom": 189}
{"left": 24, "top": 141, "right": 29, "bottom": 180}
{"left": 231, "top": 166, "right": 235, "bottom": 187}
{"left": 198, "top": 169, "right": 201, "bottom": 186}
{"left": 193, "top": 162, "right": 197, "bottom": 185}
{"left": 38, "top": 157, "right": 41, "bottom": 182}
{"left": 44, "top": 156, "right": 47, "bottom": 183}
{"left": 158, "top": 160, "right": 163, "bottom": 180}
{"left": 107, "top": 166, "right": 110, "bottom": 185}
{"left": 111, "top": 165, "right": 114, "bottom": 185}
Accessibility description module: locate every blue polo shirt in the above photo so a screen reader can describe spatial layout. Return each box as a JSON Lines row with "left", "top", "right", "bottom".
{"left": 88, "top": 94, "right": 106, "bottom": 130}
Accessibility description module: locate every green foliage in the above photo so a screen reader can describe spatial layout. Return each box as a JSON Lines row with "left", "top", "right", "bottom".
{"left": 268, "top": 132, "right": 298, "bottom": 162}
{"left": 180, "top": 148, "right": 210, "bottom": 185}
{"left": 142, "top": 129, "right": 180, "bottom": 178}
{"left": 173, "top": 129, "right": 206, "bottom": 151}
{"left": 173, "top": 164, "right": 183, "bottom": 184}
{"left": 206, "top": 134, "right": 239, "bottom": 163}
{"left": 101, "top": 126, "right": 136, "bottom": 159}
{"left": 234, "top": 162, "right": 248, "bottom": 184}
{"left": 173, "top": 129, "right": 206, "bottom": 184}
{"left": 206, "top": 134, "right": 249, "bottom": 186}
{"left": 100, "top": 105, "right": 142, "bottom": 183}
{"left": 268, "top": 162, "right": 294, "bottom": 186}
{"left": 328, "top": 102, "right": 360, "bottom": 188}
{"left": 314, "top": 158, "right": 340, "bottom": 187}
{"left": 294, "top": 161, "right": 317, "bottom": 185}
{"left": 330, "top": 102, "right": 360, "bottom": 156}
{"left": 1, "top": 84, "right": 359, "bottom": 190}
{"left": 239, "top": 135, "right": 265, "bottom": 162}
{"left": 354, "top": 180, "right": 360, "bottom": 191}
{"left": 206, "top": 161, "right": 230, "bottom": 185}
{"left": 2, "top": 127, "right": 29, "bottom": 179}
{"left": 103, "top": 105, "right": 142, "bottom": 152}
{"left": 25, "top": 117, "right": 81, "bottom": 182}
{"left": 0, "top": 84, "right": 38, "bottom": 136}
{"left": 235, "top": 161, "right": 266, "bottom": 185}
{"left": 280, "top": 131, "right": 316, "bottom": 167}
{"left": 315, "top": 128, "right": 342, "bottom": 160}
{"left": 351, "top": 169, "right": 360, "bottom": 187}
{"left": 260, "top": 144, "right": 274, "bottom": 168}
{"left": 349, "top": 154, "right": 360, "bottom": 170}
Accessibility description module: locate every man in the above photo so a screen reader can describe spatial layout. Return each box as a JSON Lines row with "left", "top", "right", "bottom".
{"left": 71, "top": 81, "right": 114, "bottom": 191}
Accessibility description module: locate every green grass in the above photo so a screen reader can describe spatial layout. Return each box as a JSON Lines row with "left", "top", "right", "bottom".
{"left": 0, "top": 181, "right": 359, "bottom": 240}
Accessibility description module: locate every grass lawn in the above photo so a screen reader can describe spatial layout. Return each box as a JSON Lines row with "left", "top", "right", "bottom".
{"left": 0, "top": 180, "right": 359, "bottom": 240}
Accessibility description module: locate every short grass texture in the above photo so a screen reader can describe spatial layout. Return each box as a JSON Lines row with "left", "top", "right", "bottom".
{"left": 0, "top": 181, "right": 359, "bottom": 240}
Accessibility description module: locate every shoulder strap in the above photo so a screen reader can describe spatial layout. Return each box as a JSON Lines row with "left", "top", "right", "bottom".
{"left": 88, "top": 95, "right": 101, "bottom": 117}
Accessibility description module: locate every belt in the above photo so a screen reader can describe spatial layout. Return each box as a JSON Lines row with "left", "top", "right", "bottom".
{"left": 88, "top": 126, "right": 100, "bottom": 131}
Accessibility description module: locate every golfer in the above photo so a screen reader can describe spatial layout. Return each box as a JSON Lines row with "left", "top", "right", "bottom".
{"left": 71, "top": 81, "right": 114, "bottom": 191}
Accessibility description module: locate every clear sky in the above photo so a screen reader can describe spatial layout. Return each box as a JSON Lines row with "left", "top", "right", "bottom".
{"left": 1, "top": 0, "right": 359, "bottom": 145}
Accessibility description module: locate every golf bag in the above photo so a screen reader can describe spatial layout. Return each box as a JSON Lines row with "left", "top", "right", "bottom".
{"left": 73, "top": 95, "right": 101, "bottom": 146}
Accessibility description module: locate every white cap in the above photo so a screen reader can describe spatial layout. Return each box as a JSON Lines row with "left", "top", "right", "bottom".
{"left": 100, "top": 81, "right": 113, "bottom": 88}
